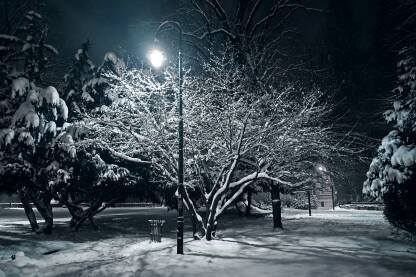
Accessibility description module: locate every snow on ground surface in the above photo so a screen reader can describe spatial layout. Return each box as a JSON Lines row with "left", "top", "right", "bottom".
{"left": 0, "top": 207, "right": 416, "bottom": 277}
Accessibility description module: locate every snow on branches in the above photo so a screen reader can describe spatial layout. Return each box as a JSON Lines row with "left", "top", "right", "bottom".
{"left": 95, "top": 48, "right": 365, "bottom": 239}
{"left": 0, "top": 8, "right": 71, "bottom": 233}
{"left": 364, "top": 47, "right": 416, "bottom": 199}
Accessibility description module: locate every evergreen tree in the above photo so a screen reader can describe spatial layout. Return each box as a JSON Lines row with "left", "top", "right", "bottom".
{"left": 0, "top": 10, "right": 71, "bottom": 234}
{"left": 63, "top": 42, "right": 123, "bottom": 120}
{"left": 62, "top": 41, "right": 110, "bottom": 119}
{"left": 363, "top": 47, "right": 416, "bottom": 234}
{"left": 363, "top": 1, "right": 416, "bottom": 235}
{"left": 58, "top": 45, "right": 149, "bottom": 231}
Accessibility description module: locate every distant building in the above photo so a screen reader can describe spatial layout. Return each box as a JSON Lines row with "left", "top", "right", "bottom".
{"left": 315, "top": 181, "right": 334, "bottom": 210}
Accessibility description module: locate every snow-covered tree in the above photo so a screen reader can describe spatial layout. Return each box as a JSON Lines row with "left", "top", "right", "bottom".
{"left": 183, "top": 50, "right": 365, "bottom": 239}
{"left": 94, "top": 48, "right": 365, "bottom": 240}
{"left": 177, "top": 0, "right": 322, "bottom": 86}
{"left": 0, "top": 82, "right": 72, "bottom": 233}
{"left": 63, "top": 42, "right": 116, "bottom": 120}
{"left": 0, "top": 9, "right": 69, "bottom": 234}
{"left": 49, "top": 141, "right": 132, "bottom": 231}
{"left": 62, "top": 41, "right": 96, "bottom": 119}
{"left": 54, "top": 48, "right": 152, "bottom": 230}
{"left": 363, "top": 46, "right": 416, "bottom": 234}
{"left": 363, "top": 0, "right": 416, "bottom": 235}
{"left": 0, "top": 8, "right": 57, "bottom": 126}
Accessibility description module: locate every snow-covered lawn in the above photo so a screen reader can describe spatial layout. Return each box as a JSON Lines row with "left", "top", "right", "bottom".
{"left": 1, "top": 208, "right": 415, "bottom": 277}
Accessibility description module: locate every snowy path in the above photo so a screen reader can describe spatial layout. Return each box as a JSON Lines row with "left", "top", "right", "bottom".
{"left": 1, "top": 208, "right": 415, "bottom": 277}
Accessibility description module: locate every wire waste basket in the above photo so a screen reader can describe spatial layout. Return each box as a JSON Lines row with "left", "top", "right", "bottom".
{"left": 148, "top": 219, "right": 165, "bottom": 242}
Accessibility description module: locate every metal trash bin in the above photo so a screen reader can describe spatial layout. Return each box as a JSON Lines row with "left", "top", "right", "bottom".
{"left": 148, "top": 219, "right": 165, "bottom": 242}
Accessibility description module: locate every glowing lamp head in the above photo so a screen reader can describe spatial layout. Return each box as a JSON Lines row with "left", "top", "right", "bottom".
{"left": 148, "top": 49, "right": 165, "bottom": 68}
{"left": 317, "top": 165, "right": 326, "bottom": 172}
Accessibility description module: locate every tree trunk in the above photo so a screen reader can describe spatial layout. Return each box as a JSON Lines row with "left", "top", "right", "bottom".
{"left": 68, "top": 205, "right": 84, "bottom": 228}
{"left": 271, "top": 184, "right": 282, "bottom": 229}
{"left": 206, "top": 221, "right": 217, "bottom": 241}
{"left": 246, "top": 189, "right": 252, "bottom": 216}
{"left": 191, "top": 214, "right": 200, "bottom": 240}
{"left": 205, "top": 212, "right": 216, "bottom": 241}
{"left": 31, "top": 194, "right": 53, "bottom": 234}
{"left": 72, "top": 206, "right": 98, "bottom": 231}
{"left": 71, "top": 199, "right": 117, "bottom": 231}
{"left": 205, "top": 192, "right": 225, "bottom": 240}
{"left": 18, "top": 189, "right": 39, "bottom": 232}
{"left": 183, "top": 187, "right": 206, "bottom": 238}
{"left": 235, "top": 201, "right": 244, "bottom": 215}
{"left": 89, "top": 216, "right": 99, "bottom": 231}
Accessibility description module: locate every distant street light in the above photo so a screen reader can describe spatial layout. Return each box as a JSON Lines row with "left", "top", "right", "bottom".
{"left": 149, "top": 21, "right": 184, "bottom": 255}
{"left": 317, "top": 165, "right": 325, "bottom": 172}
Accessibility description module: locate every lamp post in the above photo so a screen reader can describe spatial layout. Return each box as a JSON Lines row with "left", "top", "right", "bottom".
{"left": 149, "top": 21, "right": 184, "bottom": 255}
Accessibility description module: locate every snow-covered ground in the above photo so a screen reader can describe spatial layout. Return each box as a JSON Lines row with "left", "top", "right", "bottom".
{"left": 0, "top": 207, "right": 415, "bottom": 277}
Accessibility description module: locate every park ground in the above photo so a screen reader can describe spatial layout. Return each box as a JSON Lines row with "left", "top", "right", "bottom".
{"left": 0, "top": 207, "right": 416, "bottom": 277}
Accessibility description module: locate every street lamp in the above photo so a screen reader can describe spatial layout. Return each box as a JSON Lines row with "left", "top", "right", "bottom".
{"left": 148, "top": 49, "right": 165, "bottom": 69}
{"left": 149, "top": 21, "right": 184, "bottom": 255}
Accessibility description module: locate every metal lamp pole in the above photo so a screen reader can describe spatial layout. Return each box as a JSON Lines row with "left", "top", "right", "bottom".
{"left": 154, "top": 21, "right": 184, "bottom": 254}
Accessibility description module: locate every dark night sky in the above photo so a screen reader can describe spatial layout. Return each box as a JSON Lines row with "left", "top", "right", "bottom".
{"left": 44, "top": 0, "right": 179, "bottom": 63}
{"left": 41, "top": 1, "right": 385, "bottom": 65}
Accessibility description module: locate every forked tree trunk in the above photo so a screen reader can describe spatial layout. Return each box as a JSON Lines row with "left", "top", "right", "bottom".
{"left": 271, "top": 184, "right": 282, "bottom": 229}
{"left": 68, "top": 205, "right": 85, "bottom": 229}
{"left": 71, "top": 199, "right": 118, "bottom": 231}
{"left": 72, "top": 205, "right": 99, "bottom": 231}
{"left": 54, "top": 194, "right": 85, "bottom": 229}
{"left": 18, "top": 189, "right": 39, "bottom": 232}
